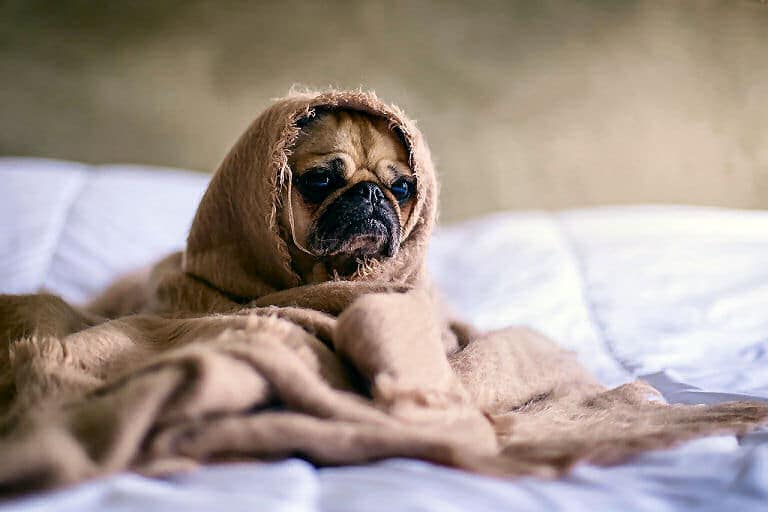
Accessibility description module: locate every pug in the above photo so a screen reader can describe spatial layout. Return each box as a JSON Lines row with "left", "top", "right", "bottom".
{"left": 283, "top": 109, "right": 417, "bottom": 282}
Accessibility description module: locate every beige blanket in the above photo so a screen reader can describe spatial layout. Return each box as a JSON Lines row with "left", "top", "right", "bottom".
{"left": 1, "top": 90, "right": 766, "bottom": 496}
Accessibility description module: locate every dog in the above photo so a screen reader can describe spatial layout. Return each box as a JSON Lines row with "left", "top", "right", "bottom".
{"left": 282, "top": 109, "right": 417, "bottom": 282}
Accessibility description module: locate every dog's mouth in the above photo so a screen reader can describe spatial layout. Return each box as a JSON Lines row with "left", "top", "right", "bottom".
{"left": 309, "top": 214, "right": 398, "bottom": 259}
{"left": 306, "top": 183, "right": 402, "bottom": 263}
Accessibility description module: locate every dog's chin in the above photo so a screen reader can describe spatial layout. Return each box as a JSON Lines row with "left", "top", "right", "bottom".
{"left": 307, "top": 216, "right": 401, "bottom": 275}
{"left": 313, "top": 219, "right": 398, "bottom": 257}
{"left": 325, "top": 218, "right": 392, "bottom": 256}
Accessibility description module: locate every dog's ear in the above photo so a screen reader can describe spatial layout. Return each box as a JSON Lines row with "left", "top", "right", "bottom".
{"left": 295, "top": 113, "right": 314, "bottom": 130}
{"left": 295, "top": 106, "right": 333, "bottom": 130}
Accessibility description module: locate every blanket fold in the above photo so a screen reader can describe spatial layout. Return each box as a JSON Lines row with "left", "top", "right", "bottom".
{"left": 1, "top": 89, "right": 766, "bottom": 495}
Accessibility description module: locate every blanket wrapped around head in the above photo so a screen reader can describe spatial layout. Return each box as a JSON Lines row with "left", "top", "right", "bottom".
{"left": 1, "top": 89, "right": 767, "bottom": 495}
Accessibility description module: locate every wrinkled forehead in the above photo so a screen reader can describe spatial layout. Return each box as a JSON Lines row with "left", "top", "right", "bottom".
{"left": 292, "top": 108, "right": 409, "bottom": 160}
{"left": 287, "top": 109, "right": 411, "bottom": 184}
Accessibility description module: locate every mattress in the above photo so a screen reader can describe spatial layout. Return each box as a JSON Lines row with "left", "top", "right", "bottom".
{"left": 1, "top": 157, "right": 767, "bottom": 511}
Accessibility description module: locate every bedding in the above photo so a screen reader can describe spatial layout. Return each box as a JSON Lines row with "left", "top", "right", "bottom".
{"left": 1, "top": 157, "right": 767, "bottom": 511}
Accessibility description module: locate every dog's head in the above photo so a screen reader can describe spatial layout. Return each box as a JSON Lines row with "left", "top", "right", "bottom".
{"left": 283, "top": 109, "right": 416, "bottom": 280}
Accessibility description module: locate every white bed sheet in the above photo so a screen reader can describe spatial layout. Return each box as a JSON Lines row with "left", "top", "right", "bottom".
{"left": 1, "top": 158, "right": 767, "bottom": 511}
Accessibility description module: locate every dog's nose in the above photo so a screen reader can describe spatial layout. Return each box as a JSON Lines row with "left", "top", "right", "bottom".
{"left": 352, "top": 182, "right": 385, "bottom": 204}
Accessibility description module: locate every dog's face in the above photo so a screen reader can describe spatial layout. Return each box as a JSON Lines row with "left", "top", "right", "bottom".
{"left": 284, "top": 109, "right": 415, "bottom": 280}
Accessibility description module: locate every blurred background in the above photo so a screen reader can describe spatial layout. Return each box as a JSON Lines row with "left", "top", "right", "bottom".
{"left": 1, "top": 0, "right": 766, "bottom": 222}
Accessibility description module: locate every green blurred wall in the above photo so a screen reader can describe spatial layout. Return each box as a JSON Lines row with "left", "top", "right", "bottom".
{"left": 1, "top": 0, "right": 767, "bottom": 221}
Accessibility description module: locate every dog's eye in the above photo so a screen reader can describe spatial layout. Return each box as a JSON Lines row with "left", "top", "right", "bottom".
{"left": 304, "top": 172, "right": 331, "bottom": 188}
{"left": 390, "top": 178, "right": 414, "bottom": 203}
{"left": 295, "top": 168, "right": 343, "bottom": 203}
